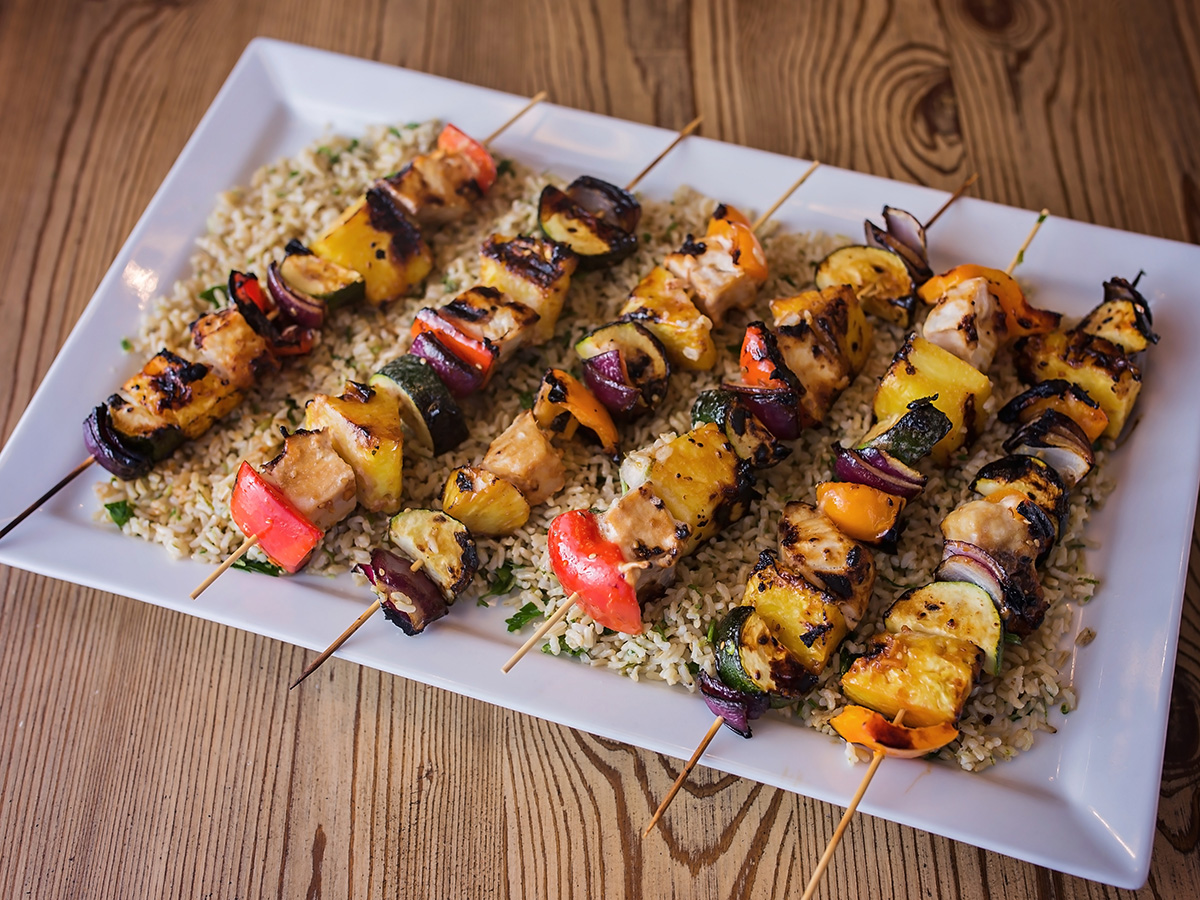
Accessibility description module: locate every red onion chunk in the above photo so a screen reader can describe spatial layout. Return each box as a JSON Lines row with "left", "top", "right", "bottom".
{"left": 267, "top": 261, "right": 325, "bottom": 329}
{"left": 582, "top": 352, "right": 641, "bottom": 414}
{"left": 937, "top": 540, "right": 1007, "bottom": 608}
{"left": 83, "top": 404, "right": 154, "bottom": 480}
{"left": 698, "top": 671, "right": 769, "bottom": 738}
{"left": 833, "top": 446, "right": 925, "bottom": 499}
{"left": 357, "top": 548, "right": 448, "bottom": 636}
{"left": 409, "top": 331, "right": 485, "bottom": 397}
{"left": 722, "top": 384, "right": 802, "bottom": 440}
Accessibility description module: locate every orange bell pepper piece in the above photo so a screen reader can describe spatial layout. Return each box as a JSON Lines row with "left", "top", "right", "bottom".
{"left": 816, "top": 481, "right": 905, "bottom": 544}
{"left": 533, "top": 369, "right": 620, "bottom": 457}
{"left": 706, "top": 204, "right": 768, "bottom": 284}
{"left": 830, "top": 705, "right": 959, "bottom": 758}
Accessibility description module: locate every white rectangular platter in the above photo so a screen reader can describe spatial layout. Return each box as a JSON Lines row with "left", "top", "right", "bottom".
{"left": 1, "top": 38, "right": 1197, "bottom": 889}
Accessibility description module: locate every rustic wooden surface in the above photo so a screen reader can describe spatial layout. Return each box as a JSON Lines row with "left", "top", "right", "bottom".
{"left": 2, "top": 0, "right": 1198, "bottom": 897}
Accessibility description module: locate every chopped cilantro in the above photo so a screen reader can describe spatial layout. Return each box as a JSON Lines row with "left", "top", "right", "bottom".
{"left": 442, "top": 275, "right": 459, "bottom": 291}
{"left": 104, "top": 500, "right": 133, "bottom": 527}
{"left": 405, "top": 122, "right": 420, "bottom": 130}
{"left": 1077, "top": 576, "right": 1100, "bottom": 585}
{"left": 346, "top": 138, "right": 359, "bottom": 153}
{"left": 476, "top": 597, "right": 490, "bottom": 607}
{"left": 782, "top": 274, "right": 798, "bottom": 288}
{"left": 497, "top": 159, "right": 514, "bottom": 177}
{"left": 1067, "top": 541, "right": 1087, "bottom": 550}
{"left": 1004, "top": 632, "right": 1023, "bottom": 645}
{"left": 120, "top": 338, "right": 132, "bottom": 352}
{"left": 231, "top": 557, "right": 283, "bottom": 577}
{"left": 1060, "top": 703, "right": 1071, "bottom": 715}
{"left": 706, "top": 621, "right": 716, "bottom": 645}
{"left": 316, "top": 145, "right": 340, "bottom": 165}
{"left": 839, "top": 647, "right": 855, "bottom": 676}
{"left": 518, "top": 390, "right": 535, "bottom": 410}
{"left": 642, "top": 232, "right": 652, "bottom": 244}
{"left": 686, "top": 661, "right": 700, "bottom": 676}
{"left": 877, "top": 573, "right": 910, "bottom": 590}
{"left": 541, "top": 642, "right": 586, "bottom": 658}
{"left": 388, "top": 126, "right": 403, "bottom": 138}
{"left": 485, "top": 562, "right": 517, "bottom": 597}
{"left": 199, "top": 284, "right": 227, "bottom": 308}
{"left": 505, "top": 602, "right": 542, "bottom": 632}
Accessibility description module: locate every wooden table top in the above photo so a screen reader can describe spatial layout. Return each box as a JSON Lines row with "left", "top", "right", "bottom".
{"left": 2, "top": 1, "right": 1199, "bottom": 897}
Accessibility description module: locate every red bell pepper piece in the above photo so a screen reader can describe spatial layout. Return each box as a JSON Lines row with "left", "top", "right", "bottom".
{"left": 548, "top": 509, "right": 643, "bottom": 635}
{"left": 229, "top": 271, "right": 272, "bottom": 314}
{"left": 410, "top": 308, "right": 498, "bottom": 384}
{"left": 229, "top": 461, "right": 323, "bottom": 574}
{"left": 739, "top": 322, "right": 797, "bottom": 391}
{"left": 437, "top": 124, "right": 497, "bottom": 193}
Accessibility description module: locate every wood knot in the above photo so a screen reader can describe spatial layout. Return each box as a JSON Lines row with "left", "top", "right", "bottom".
{"left": 918, "top": 71, "right": 961, "bottom": 139}
{"left": 963, "top": 0, "right": 1016, "bottom": 31}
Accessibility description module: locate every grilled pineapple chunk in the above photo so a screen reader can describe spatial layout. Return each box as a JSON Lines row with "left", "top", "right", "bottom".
{"left": 885, "top": 582, "right": 1004, "bottom": 676}
{"left": 310, "top": 189, "right": 433, "bottom": 305}
{"left": 777, "top": 501, "right": 875, "bottom": 628}
{"left": 304, "top": 381, "right": 404, "bottom": 513}
{"left": 441, "top": 466, "right": 531, "bottom": 537}
{"left": 479, "top": 235, "right": 578, "bottom": 344}
{"left": 481, "top": 411, "right": 565, "bottom": 506}
{"left": 1076, "top": 276, "right": 1159, "bottom": 354}
{"left": 1014, "top": 330, "right": 1141, "bottom": 438}
{"left": 645, "top": 423, "right": 754, "bottom": 555}
{"left": 771, "top": 285, "right": 873, "bottom": 424}
{"left": 121, "top": 350, "right": 242, "bottom": 440}
{"left": 745, "top": 552, "right": 847, "bottom": 676}
{"left": 872, "top": 335, "right": 992, "bottom": 464}
{"left": 841, "top": 630, "right": 983, "bottom": 727}
{"left": 619, "top": 266, "right": 716, "bottom": 371}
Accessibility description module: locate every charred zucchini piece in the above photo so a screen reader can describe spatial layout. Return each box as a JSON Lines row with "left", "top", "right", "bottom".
{"left": 777, "top": 501, "right": 875, "bottom": 629}
{"left": 872, "top": 335, "right": 993, "bottom": 464}
{"left": 815, "top": 245, "right": 915, "bottom": 327}
{"left": 387, "top": 509, "right": 479, "bottom": 601}
{"left": 480, "top": 411, "right": 566, "bottom": 507}
{"left": 441, "top": 466, "right": 531, "bottom": 537}
{"left": 857, "top": 397, "right": 952, "bottom": 466}
{"left": 971, "top": 454, "right": 1069, "bottom": 542}
{"left": 840, "top": 630, "right": 984, "bottom": 727}
{"left": 121, "top": 349, "right": 243, "bottom": 440}
{"left": 619, "top": 266, "right": 716, "bottom": 371}
{"left": 304, "top": 381, "right": 404, "bottom": 513}
{"left": 310, "top": 189, "right": 432, "bottom": 305}
{"left": 576, "top": 321, "right": 671, "bottom": 417}
{"left": 279, "top": 250, "right": 365, "bottom": 308}
{"left": 645, "top": 423, "right": 756, "bottom": 555}
{"left": 538, "top": 176, "right": 639, "bottom": 269}
{"left": 713, "top": 605, "right": 816, "bottom": 698}
{"left": 745, "top": 552, "right": 847, "bottom": 677}
{"left": 1077, "top": 276, "right": 1159, "bottom": 354}
{"left": 479, "top": 234, "right": 579, "bottom": 344}
{"left": 1014, "top": 330, "right": 1141, "bottom": 439}
{"left": 369, "top": 355, "right": 467, "bottom": 456}
{"left": 997, "top": 380, "right": 1109, "bottom": 443}
{"left": 885, "top": 582, "right": 1004, "bottom": 676}
{"left": 690, "top": 389, "right": 790, "bottom": 469}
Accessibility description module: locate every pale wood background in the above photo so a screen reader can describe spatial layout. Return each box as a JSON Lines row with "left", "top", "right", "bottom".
{"left": 2, "top": 0, "right": 1199, "bottom": 897}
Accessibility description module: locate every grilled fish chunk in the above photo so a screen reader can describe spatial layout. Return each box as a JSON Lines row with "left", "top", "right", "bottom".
{"left": 777, "top": 501, "right": 875, "bottom": 629}
{"left": 260, "top": 428, "right": 357, "bottom": 532}
{"left": 190, "top": 308, "right": 278, "bottom": 390}
{"left": 663, "top": 232, "right": 758, "bottom": 325}
{"left": 598, "top": 484, "right": 684, "bottom": 598}
{"left": 920, "top": 276, "right": 1000, "bottom": 371}
{"left": 480, "top": 411, "right": 565, "bottom": 506}
{"left": 436, "top": 285, "right": 540, "bottom": 361}
{"left": 121, "top": 349, "right": 242, "bottom": 440}
{"left": 479, "top": 235, "right": 578, "bottom": 344}
{"left": 378, "top": 150, "right": 483, "bottom": 228}
{"left": 941, "top": 497, "right": 1040, "bottom": 559}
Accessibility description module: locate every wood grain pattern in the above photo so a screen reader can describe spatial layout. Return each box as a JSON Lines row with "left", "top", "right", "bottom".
{"left": 1, "top": 0, "right": 1198, "bottom": 897}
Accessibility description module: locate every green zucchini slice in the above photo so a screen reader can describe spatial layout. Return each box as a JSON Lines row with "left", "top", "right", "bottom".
{"left": 885, "top": 581, "right": 1005, "bottom": 676}
{"left": 279, "top": 251, "right": 365, "bottom": 308}
{"left": 369, "top": 355, "right": 467, "bottom": 456}
{"left": 815, "top": 245, "right": 915, "bottom": 327}
{"left": 691, "top": 389, "right": 790, "bottom": 469}
{"left": 713, "top": 605, "right": 815, "bottom": 698}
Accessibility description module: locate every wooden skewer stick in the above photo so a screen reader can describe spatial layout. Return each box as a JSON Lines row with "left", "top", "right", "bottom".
{"left": 625, "top": 116, "right": 704, "bottom": 191}
{"left": 923, "top": 172, "right": 979, "bottom": 229}
{"left": 800, "top": 710, "right": 907, "bottom": 900}
{"left": 751, "top": 160, "right": 821, "bottom": 233}
{"left": 501, "top": 593, "right": 579, "bottom": 673}
{"left": 1006, "top": 209, "right": 1050, "bottom": 276}
{"left": 290, "top": 598, "right": 383, "bottom": 690}
{"left": 482, "top": 90, "right": 549, "bottom": 147}
{"left": 189, "top": 534, "right": 260, "bottom": 600}
{"left": 643, "top": 714, "right": 724, "bottom": 836}
{"left": 0, "top": 456, "right": 96, "bottom": 542}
